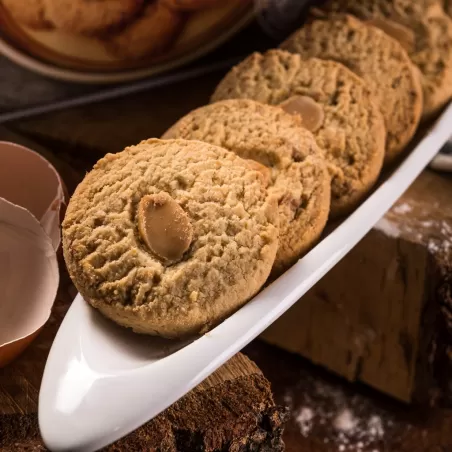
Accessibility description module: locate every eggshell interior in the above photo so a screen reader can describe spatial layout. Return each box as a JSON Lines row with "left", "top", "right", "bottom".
{"left": 0, "top": 198, "right": 58, "bottom": 366}
{"left": 0, "top": 142, "right": 63, "bottom": 367}
{"left": 0, "top": 141, "right": 65, "bottom": 250}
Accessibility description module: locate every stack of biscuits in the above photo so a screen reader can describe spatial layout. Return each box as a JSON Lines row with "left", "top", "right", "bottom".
{"left": 62, "top": 0, "right": 452, "bottom": 338}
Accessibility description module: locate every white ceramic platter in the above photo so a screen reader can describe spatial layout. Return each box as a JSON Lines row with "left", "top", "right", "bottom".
{"left": 39, "top": 104, "right": 452, "bottom": 451}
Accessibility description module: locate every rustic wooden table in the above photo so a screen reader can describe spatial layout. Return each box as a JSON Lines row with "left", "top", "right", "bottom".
{"left": 0, "top": 50, "right": 451, "bottom": 451}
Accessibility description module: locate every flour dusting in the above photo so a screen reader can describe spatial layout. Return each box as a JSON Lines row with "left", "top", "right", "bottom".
{"left": 393, "top": 203, "right": 412, "bottom": 214}
{"left": 285, "top": 377, "right": 395, "bottom": 452}
{"left": 375, "top": 218, "right": 401, "bottom": 238}
{"left": 334, "top": 409, "right": 357, "bottom": 433}
{"left": 295, "top": 407, "right": 314, "bottom": 436}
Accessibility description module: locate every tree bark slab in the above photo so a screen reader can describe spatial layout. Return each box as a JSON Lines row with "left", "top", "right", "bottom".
{"left": 262, "top": 170, "right": 452, "bottom": 404}
{"left": 0, "top": 289, "right": 287, "bottom": 452}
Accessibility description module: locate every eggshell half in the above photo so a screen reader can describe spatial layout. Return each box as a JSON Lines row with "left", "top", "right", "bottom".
{"left": 0, "top": 198, "right": 58, "bottom": 367}
{"left": 0, "top": 141, "right": 63, "bottom": 367}
{"left": 0, "top": 141, "right": 65, "bottom": 250}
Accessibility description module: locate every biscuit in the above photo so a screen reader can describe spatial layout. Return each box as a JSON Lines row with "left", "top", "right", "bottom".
{"left": 103, "top": 1, "right": 183, "bottom": 59}
{"left": 62, "top": 139, "right": 279, "bottom": 338}
{"left": 212, "top": 50, "right": 386, "bottom": 216}
{"left": 163, "top": 99, "right": 331, "bottom": 273}
{"left": 2, "top": 0, "right": 51, "bottom": 29}
{"left": 321, "top": 0, "right": 452, "bottom": 119}
{"left": 42, "top": 0, "right": 143, "bottom": 35}
{"left": 281, "top": 14, "right": 423, "bottom": 162}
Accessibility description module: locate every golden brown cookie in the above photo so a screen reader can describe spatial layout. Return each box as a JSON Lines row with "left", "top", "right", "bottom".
{"left": 42, "top": 0, "right": 143, "bottom": 35}
{"left": 281, "top": 14, "right": 423, "bottom": 162}
{"left": 103, "top": 1, "right": 183, "bottom": 59}
{"left": 322, "top": 0, "right": 452, "bottom": 119}
{"left": 2, "top": 0, "right": 51, "bottom": 29}
{"left": 163, "top": 99, "right": 331, "bottom": 274}
{"left": 212, "top": 50, "right": 386, "bottom": 216}
{"left": 62, "top": 139, "right": 279, "bottom": 338}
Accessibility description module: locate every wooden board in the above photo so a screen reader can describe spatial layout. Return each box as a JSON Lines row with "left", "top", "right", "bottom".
{"left": 262, "top": 169, "right": 452, "bottom": 404}
{"left": 0, "top": 128, "right": 288, "bottom": 451}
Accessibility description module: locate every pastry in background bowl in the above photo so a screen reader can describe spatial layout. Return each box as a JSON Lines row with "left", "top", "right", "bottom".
{"left": 44, "top": 0, "right": 144, "bottom": 36}
{"left": 1, "top": 0, "right": 51, "bottom": 29}
{"left": 0, "top": 0, "right": 253, "bottom": 74}
{"left": 104, "top": 2, "right": 184, "bottom": 60}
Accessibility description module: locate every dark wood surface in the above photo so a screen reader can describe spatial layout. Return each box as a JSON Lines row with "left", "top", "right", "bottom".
{"left": 247, "top": 341, "right": 452, "bottom": 452}
{"left": 262, "top": 169, "right": 452, "bottom": 405}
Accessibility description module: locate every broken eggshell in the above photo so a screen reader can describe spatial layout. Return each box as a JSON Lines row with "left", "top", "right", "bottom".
{"left": 0, "top": 141, "right": 65, "bottom": 250}
{"left": 0, "top": 142, "right": 64, "bottom": 367}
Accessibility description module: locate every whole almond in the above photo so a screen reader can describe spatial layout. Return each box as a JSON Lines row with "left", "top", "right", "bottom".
{"left": 137, "top": 192, "right": 193, "bottom": 262}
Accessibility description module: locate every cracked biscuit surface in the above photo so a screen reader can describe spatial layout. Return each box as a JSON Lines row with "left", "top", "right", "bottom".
{"left": 163, "top": 99, "right": 331, "bottom": 274}
{"left": 63, "top": 139, "right": 279, "bottom": 338}
{"left": 212, "top": 51, "right": 386, "bottom": 216}
{"left": 281, "top": 14, "right": 423, "bottom": 162}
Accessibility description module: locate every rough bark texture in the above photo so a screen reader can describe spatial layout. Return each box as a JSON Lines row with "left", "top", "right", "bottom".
{"left": 0, "top": 375, "right": 287, "bottom": 452}
{"left": 0, "top": 264, "right": 288, "bottom": 451}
